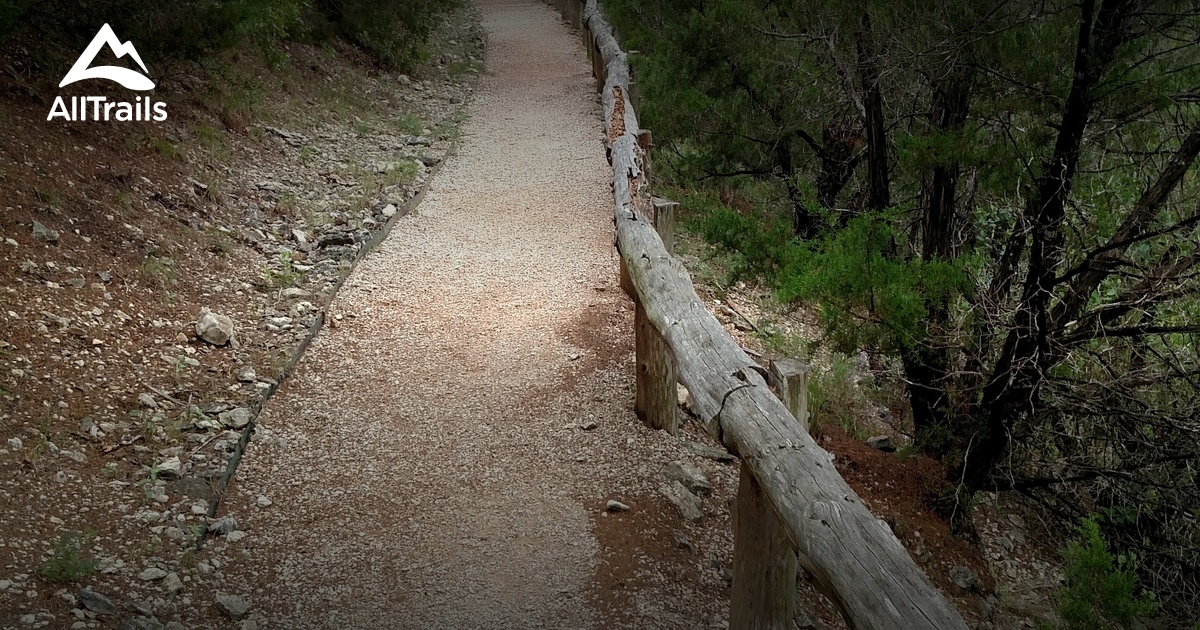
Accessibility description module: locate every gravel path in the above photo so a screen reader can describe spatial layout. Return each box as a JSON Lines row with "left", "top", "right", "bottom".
{"left": 201, "top": 2, "right": 739, "bottom": 628}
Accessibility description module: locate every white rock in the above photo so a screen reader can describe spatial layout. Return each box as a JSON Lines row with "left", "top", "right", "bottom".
{"left": 215, "top": 593, "right": 251, "bottom": 620}
{"left": 156, "top": 456, "right": 182, "bottom": 479}
{"left": 196, "top": 309, "right": 235, "bottom": 346}
{"left": 32, "top": 221, "right": 59, "bottom": 243}
{"left": 949, "top": 565, "right": 982, "bottom": 592}
{"left": 139, "top": 567, "right": 168, "bottom": 581}
{"left": 660, "top": 481, "right": 703, "bottom": 521}
{"left": 163, "top": 572, "right": 183, "bottom": 593}
{"left": 208, "top": 515, "right": 238, "bottom": 535}
{"left": 662, "top": 461, "right": 711, "bottom": 497}
{"left": 218, "top": 407, "right": 252, "bottom": 429}
{"left": 78, "top": 586, "right": 116, "bottom": 614}
{"left": 867, "top": 435, "right": 897, "bottom": 453}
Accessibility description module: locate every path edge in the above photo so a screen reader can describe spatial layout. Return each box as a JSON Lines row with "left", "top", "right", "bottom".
{"left": 191, "top": 136, "right": 463, "bottom": 551}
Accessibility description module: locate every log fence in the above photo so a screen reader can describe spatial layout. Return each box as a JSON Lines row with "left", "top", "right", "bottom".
{"left": 549, "top": 1, "right": 970, "bottom": 627}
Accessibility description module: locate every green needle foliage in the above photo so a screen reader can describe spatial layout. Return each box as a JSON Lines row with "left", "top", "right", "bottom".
{"left": 39, "top": 530, "right": 100, "bottom": 584}
{"left": 605, "top": 0, "right": 1200, "bottom": 618}
{"left": 1058, "top": 517, "right": 1156, "bottom": 629}
{"left": 0, "top": 0, "right": 460, "bottom": 71}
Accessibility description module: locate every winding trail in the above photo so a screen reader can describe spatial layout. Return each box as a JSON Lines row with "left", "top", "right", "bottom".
{"left": 203, "top": 1, "right": 737, "bottom": 628}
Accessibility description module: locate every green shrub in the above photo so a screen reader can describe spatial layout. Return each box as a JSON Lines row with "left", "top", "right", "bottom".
{"left": 195, "top": 124, "right": 228, "bottom": 155}
{"left": 1057, "top": 516, "right": 1156, "bottom": 629}
{"left": 776, "top": 214, "right": 967, "bottom": 355}
{"left": 807, "top": 353, "right": 875, "bottom": 439}
{"left": 681, "top": 190, "right": 968, "bottom": 358}
{"left": 141, "top": 254, "right": 178, "bottom": 286}
{"left": 683, "top": 188, "right": 793, "bottom": 284}
{"left": 310, "top": 0, "right": 461, "bottom": 71}
{"left": 0, "top": 0, "right": 29, "bottom": 42}
{"left": 2, "top": 0, "right": 451, "bottom": 67}
{"left": 394, "top": 113, "right": 424, "bottom": 136}
{"left": 39, "top": 531, "right": 99, "bottom": 583}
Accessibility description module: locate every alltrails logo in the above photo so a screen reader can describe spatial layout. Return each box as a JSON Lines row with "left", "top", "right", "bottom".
{"left": 47, "top": 24, "right": 167, "bottom": 122}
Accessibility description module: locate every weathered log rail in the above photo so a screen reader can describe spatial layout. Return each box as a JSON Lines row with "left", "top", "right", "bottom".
{"left": 547, "top": 0, "right": 970, "bottom": 628}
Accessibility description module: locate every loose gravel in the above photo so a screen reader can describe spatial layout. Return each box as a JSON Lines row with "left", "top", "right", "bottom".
{"left": 193, "top": 2, "right": 740, "bottom": 628}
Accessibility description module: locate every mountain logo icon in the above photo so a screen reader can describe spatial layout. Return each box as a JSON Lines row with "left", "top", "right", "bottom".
{"left": 59, "top": 23, "right": 155, "bottom": 91}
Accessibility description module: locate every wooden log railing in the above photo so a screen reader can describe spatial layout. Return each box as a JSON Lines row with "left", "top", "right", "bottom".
{"left": 550, "top": 1, "right": 970, "bottom": 628}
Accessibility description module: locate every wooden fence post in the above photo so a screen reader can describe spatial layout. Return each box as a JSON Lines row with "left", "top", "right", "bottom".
{"left": 633, "top": 195, "right": 679, "bottom": 434}
{"left": 651, "top": 197, "right": 677, "bottom": 255}
{"left": 768, "top": 358, "right": 810, "bottom": 433}
{"left": 637, "top": 129, "right": 652, "bottom": 191}
{"left": 584, "top": 20, "right": 591, "bottom": 60}
{"left": 596, "top": 50, "right": 606, "bottom": 90}
{"left": 588, "top": 28, "right": 602, "bottom": 89}
{"left": 587, "top": 29, "right": 594, "bottom": 67}
{"left": 634, "top": 302, "right": 678, "bottom": 433}
{"left": 731, "top": 462, "right": 798, "bottom": 630}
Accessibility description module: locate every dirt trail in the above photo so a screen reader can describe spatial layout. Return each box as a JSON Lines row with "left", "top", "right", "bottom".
{"left": 200, "top": 1, "right": 737, "bottom": 628}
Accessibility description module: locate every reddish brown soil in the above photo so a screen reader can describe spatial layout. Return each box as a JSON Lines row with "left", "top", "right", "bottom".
{"left": 820, "top": 425, "right": 993, "bottom": 621}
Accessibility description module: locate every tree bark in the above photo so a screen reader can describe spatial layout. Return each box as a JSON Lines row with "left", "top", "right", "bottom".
{"left": 1050, "top": 125, "right": 1200, "bottom": 331}
{"left": 775, "top": 137, "right": 817, "bottom": 239}
{"left": 965, "top": 0, "right": 1136, "bottom": 491}
{"left": 795, "top": 125, "right": 865, "bottom": 237}
{"left": 902, "top": 64, "right": 971, "bottom": 444}
{"left": 857, "top": 13, "right": 890, "bottom": 212}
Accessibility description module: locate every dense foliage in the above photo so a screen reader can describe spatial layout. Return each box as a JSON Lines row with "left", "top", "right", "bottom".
{"left": 0, "top": 0, "right": 460, "bottom": 71}
{"left": 1058, "top": 517, "right": 1157, "bottom": 629}
{"left": 606, "top": 0, "right": 1200, "bottom": 619}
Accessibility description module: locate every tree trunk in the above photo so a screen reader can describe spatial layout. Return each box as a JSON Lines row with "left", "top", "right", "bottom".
{"left": 964, "top": 0, "right": 1134, "bottom": 491}
{"left": 857, "top": 13, "right": 890, "bottom": 212}
{"left": 921, "top": 75, "right": 969, "bottom": 263}
{"left": 902, "top": 344, "right": 951, "bottom": 445}
{"left": 775, "top": 140, "right": 819, "bottom": 239}
{"left": 815, "top": 121, "right": 865, "bottom": 224}
{"left": 791, "top": 123, "right": 864, "bottom": 237}
{"left": 903, "top": 66, "right": 971, "bottom": 446}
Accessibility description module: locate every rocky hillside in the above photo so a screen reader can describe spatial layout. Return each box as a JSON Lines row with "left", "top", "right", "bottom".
{"left": 0, "top": 6, "right": 484, "bottom": 627}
